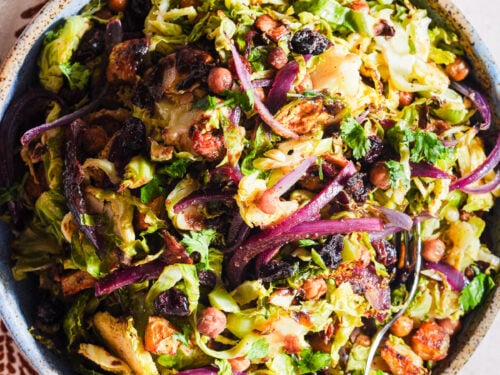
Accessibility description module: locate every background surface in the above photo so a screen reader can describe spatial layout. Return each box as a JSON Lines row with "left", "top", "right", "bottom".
{"left": 0, "top": 0, "right": 498, "bottom": 374}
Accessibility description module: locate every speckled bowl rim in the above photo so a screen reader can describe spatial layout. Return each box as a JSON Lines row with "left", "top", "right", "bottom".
{"left": 0, "top": 1, "right": 498, "bottom": 374}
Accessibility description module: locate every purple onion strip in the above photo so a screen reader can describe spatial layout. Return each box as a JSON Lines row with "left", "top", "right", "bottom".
{"left": 229, "top": 43, "right": 298, "bottom": 139}
{"left": 21, "top": 84, "right": 109, "bottom": 145}
{"left": 450, "top": 133, "right": 500, "bottom": 191}
{"left": 271, "top": 156, "right": 316, "bottom": 197}
{"left": 374, "top": 206, "right": 413, "bottom": 231}
{"left": 173, "top": 190, "right": 236, "bottom": 214}
{"left": 268, "top": 161, "right": 357, "bottom": 232}
{"left": 459, "top": 171, "right": 500, "bottom": 194}
{"left": 210, "top": 165, "right": 243, "bottom": 184}
{"left": 425, "top": 261, "right": 469, "bottom": 291}
{"left": 95, "top": 261, "right": 166, "bottom": 296}
{"left": 451, "top": 81, "right": 491, "bottom": 130}
{"left": 266, "top": 60, "right": 299, "bottom": 114}
{"left": 410, "top": 161, "right": 453, "bottom": 179}
{"left": 227, "top": 218, "right": 384, "bottom": 286}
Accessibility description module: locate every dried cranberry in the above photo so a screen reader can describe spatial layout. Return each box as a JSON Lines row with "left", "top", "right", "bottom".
{"left": 258, "top": 260, "right": 293, "bottom": 282}
{"left": 154, "top": 288, "right": 190, "bottom": 317}
{"left": 74, "top": 27, "right": 105, "bottom": 63}
{"left": 318, "top": 234, "right": 343, "bottom": 269}
{"left": 362, "top": 136, "right": 384, "bottom": 164}
{"left": 123, "top": 0, "right": 152, "bottom": 32}
{"left": 371, "top": 239, "right": 397, "bottom": 267}
{"left": 344, "top": 172, "right": 370, "bottom": 203}
{"left": 198, "top": 270, "right": 217, "bottom": 291}
{"left": 290, "top": 29, "right": 331, "bottom": 55}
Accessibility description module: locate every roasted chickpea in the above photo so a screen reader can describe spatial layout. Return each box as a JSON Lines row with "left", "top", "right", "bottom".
{"left": 108, "top": 0, "right": 128, "bottom": 12}
{"left": 422, "top": 238, "right": 446, "bottom": 263}
{"left": 229, "top": 357, "right": 251, "bottom": 372}
{"left": 399, "top": 91, "right": 414, "bottom": 108}
{"left": 355, "top": 334, "right": 371, "bottom": 347}
{"left": 207, "top": 67, "right": 233, "bottom": 95}
{"left": 369, "top": 162, "right": 391, "bottom": 190}
{"left": 302, "top": 278, "right": 328, "bottom": 300}
{"left": 438, "top": 318, "right": 462, "bottom": 336}
{"left": 267, "top": 47, "right": 288, "bottom": 70}
{"left": 445, "top": 56, "right": 470, "bottom": 82}
{"left": 197, "top": 307, "right": 226, "bottom": 338}
{"left": 256, "top": 189, "right": 279, "bottom": 214}
{"left": 390, "top": 315, "right": 414, "bottom": 337}
{"left": 349, "top": 0, "right": 370, "bottom": 13}
{"left": 411, "top": 321, "right": 450, "bottom": 361}
{"left": 255, "top": 14, "right": 279, "bottom": 33}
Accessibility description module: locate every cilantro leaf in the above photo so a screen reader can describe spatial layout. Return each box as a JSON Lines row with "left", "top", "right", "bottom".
{"left": 340, "top": 117, "right": 370, "bottom": 160}
{"left": 181, "top": 229, "right": 217, "bottom": 269}
{"left": 459, "top": 273, "right": 495, "bottom": 312}
{"left": 247, "top": 338, "right": 270, "bottom": 360}
{"left": 158, "top": 158, "right": 192, "bottom": 179}
{"left": 172, "top": 325, "right": 192, "bottom": 346}
{"left": 385, "top": 160, "right": 410, "bottom": 188}
{"left": 294, "top": 348, "right": 331, "bottom": 374}
{"left": 410, "top": 129, "right": 452, "bottom": 164}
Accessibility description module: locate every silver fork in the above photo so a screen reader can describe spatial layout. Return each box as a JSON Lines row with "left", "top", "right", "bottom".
{"left": 363, "top": 222, "right": 422, "bottom": 375}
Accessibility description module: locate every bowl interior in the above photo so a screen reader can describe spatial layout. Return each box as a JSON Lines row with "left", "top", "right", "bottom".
{"left": 0, "top": 1, "right": 498, "bottom": 374}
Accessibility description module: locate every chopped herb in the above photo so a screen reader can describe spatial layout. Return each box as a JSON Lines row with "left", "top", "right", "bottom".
{"left": 294, "top": 348, "right": 331, "bottom": 374}
{"left": 340, "top": 117, "right": 370, "bottom": 159}
{"left": 181, "top": 229, "right": 217, "bottom": 270}
{"left": 172, "top": 325, "right": 192, "bottom": 346}
{"left": 385, "top": 160, "right": 410, "bottom": 188}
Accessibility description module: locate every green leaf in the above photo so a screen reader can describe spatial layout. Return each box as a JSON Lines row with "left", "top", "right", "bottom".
{"left": 459, "top": 273, "right": 495, "bottom": 312}
{"left": 140, "top": 175, "right": 169, "bottom": 203}
{"left": 241, "top": 125, "right": 275, "bottom": 176}
{"left": 340, "top": 117, "right": 370, "bottom": 160}
{"left": 294, "top": 348, "right": 331, "bottom": 374}
{"left": 158, "top": 158, "right": 193, "bottom": 179}
{"left": 172, "top": 325, "right": 192, "bottom": 346}
{"left": 246, "top": 338, "right": 269, "bottom": 360}
{"left": 385, "top": 160, "right": 409, "bottom": 188}
{"left": 410, "top": 129, "right": 452, "bottom": 164}
{"left": 181, "top": 229, "right": 218, "bottom": 269}
{"left": 63, "top": 291, "right": 93, "bottom": 347}
{"left": 59, "top": 61, "right": 90, "bottom": 90}
{"left": 215, "top": 359, "right": 233, "bottom": 375}
{"left": 297, "top": 239, "right": 319, "bottom": 247}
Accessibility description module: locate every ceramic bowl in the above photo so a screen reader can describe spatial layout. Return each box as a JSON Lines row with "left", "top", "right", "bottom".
{"left": 0, "top": 1, "right": 498, "bottom": 374}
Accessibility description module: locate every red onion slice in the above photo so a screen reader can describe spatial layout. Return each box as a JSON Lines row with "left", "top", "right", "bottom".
{"left": 460, "top": 171, "right": 500, "bottom": 194}
{"left": 21, "top": 84, "right": 109, "bottom": 145}
{"left": 450, "top": 133, "right": 500, "bottom": 191}
{"left": 269, "top": 161, "right": 357, "bottom": 231}
{"left": 410, "top": 161, "right": 453, "bottom": 179}
{"left": 173, "top": 190, "right": 236, "bottom": 214}
{"left": 95, "top": 260, "right": 166, "bottom": 296}
{"left": 425, "top": 261, "right": 469, "bottom": 291}
{"left": 271, "top": 156, "right": 316, "bottom": 196}
{"left": 451, "top": 81, "right": 491, "bottom": 131}
{"left": 266, "top": 60, "right": 299, "bottom": 114}
{"left": 227, "top": 218, "right": 384, "bottom": 286}
{"left": 229, "top": 43, "right": 299, "bottom": 139}
{"left": 375, "top": 206, "right": 413, "bottom": 231}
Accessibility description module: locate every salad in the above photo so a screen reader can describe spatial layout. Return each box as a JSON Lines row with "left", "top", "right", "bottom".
{"left": 1, "top": 0, "right": 499, "bottom": 374}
